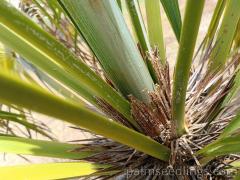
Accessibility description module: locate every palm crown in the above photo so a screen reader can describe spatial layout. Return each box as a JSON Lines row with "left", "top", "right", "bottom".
{"left": 1, "top": 0, "right": 240, "bottom": 179}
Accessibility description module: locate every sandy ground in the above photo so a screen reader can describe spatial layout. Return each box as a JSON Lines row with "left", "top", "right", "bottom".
{"left": 1, "top": 0, "right": 218, "bottom": 166}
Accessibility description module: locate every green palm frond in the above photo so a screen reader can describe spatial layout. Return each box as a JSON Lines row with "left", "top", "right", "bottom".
{"left": 0, "top": 110, "right": 52, "bottom": 139}
{"left": 203, "top": 0, "right": 227, "bottom": 50}
{"left": 160, "top": 0, "right": 182, "bottom": 41}
{"left": 125, "top": 0, "right": 151, "bottom": 53}
{"left": 59, "top": 0, "right": 154, "bottom": 103}
{"left": 0, "top": 71, "right": 170, "bottom": 160}
{"left": 0, "top": 136, "right": 96, "bottom": 159}
{"left": 197, "top": 135, "right": 240, "bottom": 157}
{"left": 145, "top": 0, "right": 165, "bottom": 62}
{"left": 0, "top": 162, "right": 111, "bottom": 180}
{"left": 208, "top": 0, "right": 240, "bottom": 71}
{"left": 0, "top": 1, "right": 134, "bottom": 126}
{"left": 172, "top": 0, "right": 205, "bottom": 137}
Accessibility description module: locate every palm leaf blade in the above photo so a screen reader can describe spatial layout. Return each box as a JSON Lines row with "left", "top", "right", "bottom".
{"left": 160, "top": 0, "right": 182, "bottom": 42}
{"left": 197, "top": 136, "right": 240, "bottom": 157}
{"left": 59, "top": 0, "right": 154, "bottom": 102}
{"left": 0, "top": 1, "right": 132, "bottom": 122}
{"left": 0, "top": 71, "right": 170, "bottom": 161}
{"left": 0, "top": 110, "right": 52, "bottom": 139}
{"left": 0, "top": 136, "right": 95, "bottom": 159}
{"left": 172, "top": 0, "right": 205, "bottom": 137}
{"left": 125, "top": 0, "right": 151, "bottom": 53}
{"left": 0, "top": 162, "right": 109, "bottom": 180}
{"left": 208, "top": 0, "right": 240, "bottom": 71}
{"left": 145, "top": 0, "right": 166, "bottom": 62}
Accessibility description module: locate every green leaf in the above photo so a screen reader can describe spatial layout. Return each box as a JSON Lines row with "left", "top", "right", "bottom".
{"left": 218, "top": 113, "right": 240, "bottom": 139}
{"left": 0, "top": 23, "right": 94, "bottom": 108}
{"left": 25, "top": 65, "right": 88, "bottom": 105}
{"left": 229, "top": 161, "right": 240, "bottom": 179}
{"left": 203, "top": 0, "right": 227, "bottom": 49}
{"left": 231, "top": 161, "right": 240, "bottom": 167}
{"left": 197, "top": 135, "right": 240, "bottom": 157}
{"left": 0, "top": 162, "right": 110, "bottom": 180}
{"left": 222, "top": 73, "right": 240, "bottom": 108}
{"left": 160, "top": 0, "right": 182, "bottom": 42}
{"left": 0, "top": 110, "right": 25, "bottom": 119}
{"left": 125, "top": 0, "right": 151, "bottom": 53}
{"left": 0, "top": 136, "right": 95, "bottom": 159}
{"left": 0, "top": 110, "right": 52, "bottom": 139}
{"left": 31, "top": 0, "right": 66, "bottom": 35}
{"left": 117, "top": 0, "right": 122, "bottom": 11}
{"left": 172, "top": 0, "right": 205, "bottom": 137}
{"left": 0, "top": 1, "right": 132, "bottom": 124}
{"left": 59, "top": 0, "right": 154, "bottom": 103}
{"left": 208, "top": 0, "right": 240, "bottom": 72}
{"left": 0, "top": 71, "right": 170, "bottom": 161}
{"left": 235, "top": 173, "right": 240, "bottom": 180}
{"left": 145, "top": 0, "right": 166, "bottom": 62}
{"left": 0, "top": 43, "right": 15, "bottom": 72}
{"left": 233, "top": 20, "right": 240, "bottom": 49}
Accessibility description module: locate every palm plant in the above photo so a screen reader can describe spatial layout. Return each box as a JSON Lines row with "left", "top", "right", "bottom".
{"left": 1, "top": 0, "right": 240, "bottom": 179}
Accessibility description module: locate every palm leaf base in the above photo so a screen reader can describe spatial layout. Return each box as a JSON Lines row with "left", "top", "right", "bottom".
{"left": 72, "top": 52, "right": 240, "bottom": 179}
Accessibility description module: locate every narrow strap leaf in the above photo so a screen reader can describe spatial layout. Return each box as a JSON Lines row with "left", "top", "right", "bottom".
{"left": 0, "top": 111, "right": 52, "bottom": 139}
{"left": 59, "top": 0, "right": 154, "bottom": 103}
{"left": 172, "top": 0, "right": 205, "bottom": 137}
{"left": 208, "top": 0, "right": 240, "bottom": 72}
{"left": 126, "top": 0, "right": 151, "bottom": 53}
{"left": 0, "top": 136, "right": 95, "bottom": 159}
{"left": 160, "top": 0, "right": 182, "bottom": 42}
{"left": 197, "top": 135, "right": 240, "bottom": 158}
{"left": 233, "top": 20, "right": 240, "bottom": 49}
{"left": 203, "top": 0, "right": 227, "bottom": 49}
{"left": 0, "top": 1, "right": 132, "bottom": 123}
{"left": 145, "top": 0, "right": 166, "bottom": 63}
{"left": 222, "top": 70, "right": 240, "bottom": 107}
{"left": 234, "top": 173, "right": 240, "bottom": 180}
{"left": 0, "top": 162, "right": 110, "bottom": 180}
{"left": 218, "top": 113, "right": 240, "bottom": 139}
{"left": 0, "top": 24, "right": 95, "bottom": 113}
{"left": 0, "top": 72, "right": 170, "bottom": 161}
{"left": 117, "top": 0, "right": 122, "bottom": 10}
